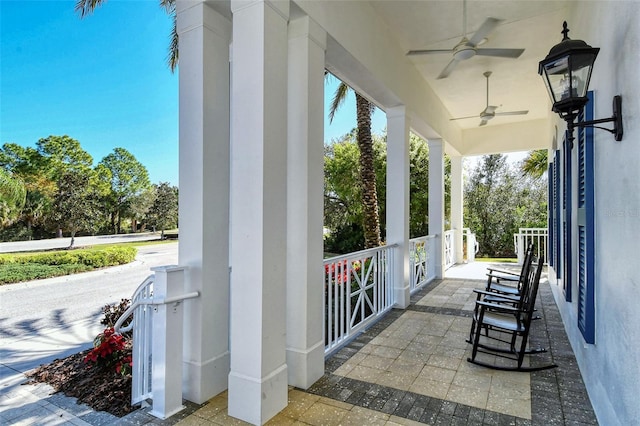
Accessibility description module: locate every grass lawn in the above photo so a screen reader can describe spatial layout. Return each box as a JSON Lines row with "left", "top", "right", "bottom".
{"left": 475, "top": 257, "right": 518, "bottom": 263}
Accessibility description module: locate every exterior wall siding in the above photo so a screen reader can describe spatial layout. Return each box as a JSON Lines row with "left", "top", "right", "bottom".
{"left": 548, "top": 2, "right": 640, "bottom": 425}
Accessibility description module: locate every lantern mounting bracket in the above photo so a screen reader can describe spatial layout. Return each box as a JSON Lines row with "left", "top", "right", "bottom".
{"left": 571, "top": 95, "right": 623, "bottom": 141}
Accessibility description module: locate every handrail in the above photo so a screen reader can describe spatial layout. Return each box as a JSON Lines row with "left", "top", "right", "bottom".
{"left": 323, "top": 243, "right": 399, "bottom": 264}
{"left": 114, "top": 290, "right": 199, "bottom": 333}
{"left": 409, "top": 234, "right": 436, "bottom": 242}
{"left": 114, "top": 274, "right": 154, "bottom": 334}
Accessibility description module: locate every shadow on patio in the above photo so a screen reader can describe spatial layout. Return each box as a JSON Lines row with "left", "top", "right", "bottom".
{"left": 177, "top": 269, "right": 597, "bottom": 425}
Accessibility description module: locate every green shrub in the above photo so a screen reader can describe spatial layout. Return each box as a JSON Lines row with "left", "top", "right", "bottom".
{"left": 0, "top": 263, "right": 92, "bottom": 284}
{"left": 0, "top": 254, "right": 17, "bottom": 266}
{"left": 0, "top": 246, "right": 137, "bottom": 284}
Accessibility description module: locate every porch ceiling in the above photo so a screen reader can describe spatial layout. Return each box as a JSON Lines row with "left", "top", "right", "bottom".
{"left": 369, "top": 1, "right": 569, "bottom": 134}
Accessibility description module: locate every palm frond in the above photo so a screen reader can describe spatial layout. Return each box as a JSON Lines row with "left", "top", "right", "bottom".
{"left": 521, "top": 149, "right": 548, "bottom": 179}
{"left": 75, "top": 0, "right": 107, "bottom": 18}
{"left": 167, "top": 12, "right": 179, "bottom": 72}
{"left": 159, "top": 0, "right": 175, "bottom": 14}
{"left": 328, "top": 82, "right": 350, "bottom": 124}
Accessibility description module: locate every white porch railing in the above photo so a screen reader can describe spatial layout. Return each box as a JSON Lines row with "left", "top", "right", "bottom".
{"left": 514, "top": 228, "right": 548, "bottom": 265}
{"left": 323, "top": 245, "right": 396, "bottom": 356}
{"left": 462, "top": 228, "right": 478, "bottom": 262}
{"left": 114, "top": 267, "right": 198, "bottom": 419}
{"left": 444, "top": 230, "right": 456, "bottom": 270}
{"left": 115, "top": 274, "right": 155, "bottom": 405}
{"left": 409, "top": 235, "right": 437, "bottom": 293}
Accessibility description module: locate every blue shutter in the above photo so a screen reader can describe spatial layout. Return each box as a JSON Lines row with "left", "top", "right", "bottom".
{"left": 563, "top": 133, "right": 572, "bottom": 302}
{"left": 577, "top": 91, "right": 595, "bottom": 343}
{"left": 554, "top": 150, "right": 561, "bottom": 273}
{"left": 548, "top": 161, "right": 554, "bottom": 267}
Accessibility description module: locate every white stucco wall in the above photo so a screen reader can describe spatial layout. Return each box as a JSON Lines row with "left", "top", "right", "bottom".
{"left": 549, "top": 2, "right": 640, "bottom": 425}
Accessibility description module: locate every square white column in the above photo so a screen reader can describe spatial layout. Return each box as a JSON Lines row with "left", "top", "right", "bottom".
{"left": 176, "top": 0, "right": 231, "bottom": 404}
{"left": 229, "top": 1, "right": 289, "bottom": 424}
{"left": 285, "top": 16, "right": 326, "bottom": 390}
{"left": 386, "top": 106, "right": 411, "bottom": 308}
{"left": 450, "top": 155, "right": 464, "bottom": 263}
{"left": 428, "top": 139, "right": 445, "bottom": 279}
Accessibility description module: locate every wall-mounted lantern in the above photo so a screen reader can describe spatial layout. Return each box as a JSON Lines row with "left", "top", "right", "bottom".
{"left": 538, "top": 21, "right": 623, "bottom": 142}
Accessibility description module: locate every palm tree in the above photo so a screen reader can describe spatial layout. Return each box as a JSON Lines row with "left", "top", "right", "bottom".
{"left": 328, "top": 78, "right": 381, "bottom": 248}
{"left": 75, "top": 0, "right": 178, "bottom": 71}
{"left": 521, "top": 150, "right": 548, "bottom": 179}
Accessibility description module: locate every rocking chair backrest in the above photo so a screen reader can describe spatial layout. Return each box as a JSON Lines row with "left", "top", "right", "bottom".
{"left": 517, "top": 244, "right": 535, "bottom": 292}
{"left": 521, "top": 256, "right": 544, "bottom": 322}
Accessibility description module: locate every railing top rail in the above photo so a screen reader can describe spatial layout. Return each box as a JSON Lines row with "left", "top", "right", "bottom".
{"left": 131, "top": 274, "right": 155, "bottom": 299}
{"left": 323, "top": 243, "right": 398, "bottom": 264}
{"left": 409, "top": 234, "right": 436, "bottom": 243}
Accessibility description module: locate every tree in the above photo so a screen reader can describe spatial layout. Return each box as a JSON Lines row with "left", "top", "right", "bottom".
{"left": 328, "top": 76, "right": 381, "bottom": 248}
{"left": 129, "top": 187, "right": 157, "bottom": 232}
{"left": 464, "top": 154, "right": 547, "bottom": 257}
{"left": 146, "top": 182, "right": 178, "bottom": 238}
{"left": 324, "top": 131, "right": 444, "bottom": 253}
{"left": 1, "top": 137, "right": 95, "bottom": 237}
{"left": 36, "top": 135, "right": 93, "bottom": 179}
{"left": 52, "top": 172, "right": 99, "bottom": 248}
{"left": 75, "top": 0, "right": 178, "bottom": 71}
{"left": 521, "top": 149, "right": 548, "bottom": 179}
{"left": 0, "top": 169, "right": 26, "bottom": 226}
{"left": 97, "top": 148, "right": 151, "bottom": 234}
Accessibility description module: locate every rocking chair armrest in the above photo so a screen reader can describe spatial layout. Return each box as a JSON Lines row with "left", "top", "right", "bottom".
{"left": 475, "top": 300, "right": 521, "bottom": 313}
{"left": 486, "top": 272, "right": 519, "bottom": 282}
{"left": 486, "top": 267, "right": 520, "bottom": 277}
{"left": 472, "top": 289, "right": 520, "bottom": 303}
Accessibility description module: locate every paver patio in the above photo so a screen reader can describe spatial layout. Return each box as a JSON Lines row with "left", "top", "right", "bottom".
{"left": 177, "top": 273, "right": 598, "bottom": 425}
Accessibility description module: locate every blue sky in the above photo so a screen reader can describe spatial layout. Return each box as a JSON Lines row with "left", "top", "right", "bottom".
{"left": 1, "top": 1, "right": 386, "bottom": 186}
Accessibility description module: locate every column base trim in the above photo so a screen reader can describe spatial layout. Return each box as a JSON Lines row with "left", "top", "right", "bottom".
{"left": 286, "top": 340, "right": 324, "bottom": 389}
{"left": 228, "top": 363, "right": 288, "bottom": 425}
{"left": 183, "top": 351, "right": 230, "bottom": 404}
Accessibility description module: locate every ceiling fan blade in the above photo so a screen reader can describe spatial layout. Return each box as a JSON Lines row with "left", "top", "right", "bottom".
{"left": 468, "top": 17, "right": 501, "bottom": 46}
{"left": 407, "top": 49, "right": 452, "bottom": 56}
{"left": 476, "top": 48, "right": 524, "bottom": 58}
{"left": 495, "top": 110, "right": 529, "bottom": 116}
{"left": 437, "top": 58, "right": 460, "bottom": 79}
{"left": 450, "top": 115, "right": 479, "bottom": 121}
{"left": 485, "top": 105, "right": 499, "bottom": 114}
{"left": 479, "top": 119, "right": 489, "bottom": 127}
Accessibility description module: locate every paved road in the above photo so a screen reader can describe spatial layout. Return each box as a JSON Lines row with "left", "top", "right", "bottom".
{"left": 0, "top": 242, "right": 178, "bottom": 341}
{"left": 0, "top": 242, "right": 178, "bottom": 379}
{"left": 0, "top": 232, "right": 168, "bottom": 253}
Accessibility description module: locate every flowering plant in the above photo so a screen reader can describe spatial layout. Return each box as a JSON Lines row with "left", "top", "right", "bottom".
{"left": 325, "top": 260, "right": 361, "bottom": 284}
{"left": 84, "top": 327, "right": 132, "bottom": 376}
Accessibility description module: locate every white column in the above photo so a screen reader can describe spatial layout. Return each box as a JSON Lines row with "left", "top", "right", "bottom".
{"left": 176, "top": 1, "right": 231, "bottom": 404}
{"left": 428, "top": 139, "right": 445, "bottom": 279}
{"left": 286, "top": 16, "right": 326, "bottom": 390}
{"left": 229, "top": 1, "right": 289, "bottom": 424}
{"left": 450, "top": 155, "right": 464, "bottom": 263}
{"left": 386, "top": 106, "right": 411, "bottom": 308}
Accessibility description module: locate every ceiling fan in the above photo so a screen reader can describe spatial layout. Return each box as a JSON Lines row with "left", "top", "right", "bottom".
{"left": 450, "top": 71, "right": 529, "bottom": 126}
{"left": 406, "top": 0, "right": 525, "bottom": 79}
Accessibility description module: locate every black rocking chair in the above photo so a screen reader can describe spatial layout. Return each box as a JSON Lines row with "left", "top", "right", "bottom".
{"left": 467, "top": 257, "right": 557, "bottom": 372}
{"left": 484, "top": 243, "right": 534, "bottom": 298}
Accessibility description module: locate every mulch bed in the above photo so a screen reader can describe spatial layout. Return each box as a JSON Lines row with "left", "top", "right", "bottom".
{"left": 25, "top": 349, "right": 137, "bottom": 417}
